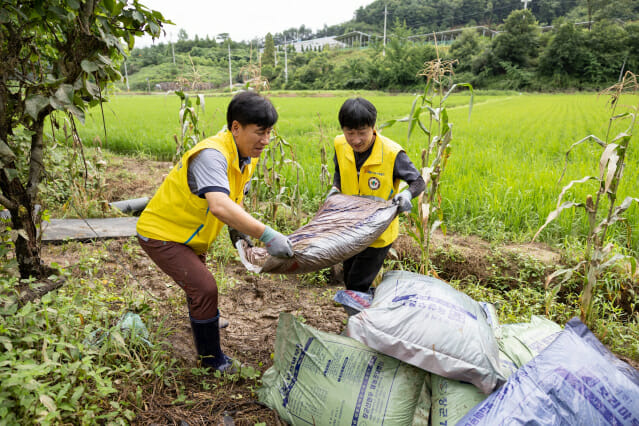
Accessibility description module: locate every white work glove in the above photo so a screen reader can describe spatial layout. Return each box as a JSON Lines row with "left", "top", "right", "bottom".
{"left": 392, "top": 189, "right": 413, "bottom": 213}
{"left": 325, "top": 187, "right": 340, "bottom": 202}
{"left": 259, "top": 226, "right": 294, "bottom": 258}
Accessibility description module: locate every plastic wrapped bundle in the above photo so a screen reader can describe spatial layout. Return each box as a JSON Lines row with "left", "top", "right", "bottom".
{"left": 346, "top": 270, "right": 506, "bottom": 395}
{"left": 458, "top": 318, "right": 639, "bottom": 425}
{"left": 237, "top": 194, "right": 398, "bottom": 274}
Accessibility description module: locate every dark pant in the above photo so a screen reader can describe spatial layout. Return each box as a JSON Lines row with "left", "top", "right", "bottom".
{"left": 343, "top": 244, "right": 391, "bottom": 293}
{"left": 138, "top": 237, "right": 218, "bottom": 320}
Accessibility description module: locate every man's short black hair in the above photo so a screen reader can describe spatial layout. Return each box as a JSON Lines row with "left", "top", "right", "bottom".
{"left": 338, "top": 97, "right": 377, "bottom": 129}
{"left": 227, "top": 91, "right": 278, "bottom": 130}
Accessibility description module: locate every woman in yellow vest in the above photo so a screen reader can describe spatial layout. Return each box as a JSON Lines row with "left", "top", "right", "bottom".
{"left": 136, "top": 92, "right": 293, "bottom": 372}
{"left": 328, "top": 97, "right": 425, "bottom": 295}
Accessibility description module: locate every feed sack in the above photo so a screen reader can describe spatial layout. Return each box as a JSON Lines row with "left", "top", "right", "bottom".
{"left": 411, "top": 375, "right": 432, "bottom": 426}
{"left": 258, "top": 313, "right": 426, "bottom": 426}
{"left": 346, "top": 270, "right": 506, "bottom": 395}
{"left": 458, "top": 317, "right": 639, "bottom": 425}
{"left": 237, "top": 194, "right": 398, "bottom": 274}
{"left": 430, "top": 374, "right": 487, "bottom": 426}
{"left": 497, "top": 314, "right": 562, "bottom": 368}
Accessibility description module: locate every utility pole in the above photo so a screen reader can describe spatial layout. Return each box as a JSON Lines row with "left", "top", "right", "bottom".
{"left": 124, "top": 61, "right": 129, "bottom": 91}
{"left": 383, "top": 4, "right": 388, "bottom": 57}
{"left": 521, "top": 0, "right": 531, "bottom": 9}
{"left": 284, "top": 36, "right": 288, "bottom": 84}
{"left": 228, "top": 38, "right": 233, "bottom": 92}
{"left": 169, "top": 32, "right": 176, "bottom": 65}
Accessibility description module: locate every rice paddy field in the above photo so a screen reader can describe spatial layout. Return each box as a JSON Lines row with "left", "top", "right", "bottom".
{"left": 77, "top": 91, "right": 639, "bottom": 251}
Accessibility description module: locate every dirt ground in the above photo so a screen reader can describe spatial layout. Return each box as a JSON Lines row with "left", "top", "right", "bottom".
{"left": 38, "top": 155, "right": 637, "bottom": 425}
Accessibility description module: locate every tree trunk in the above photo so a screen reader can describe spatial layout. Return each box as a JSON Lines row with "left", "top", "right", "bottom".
{"left": 0, "top": 116, "right": 55, "bottom": 279}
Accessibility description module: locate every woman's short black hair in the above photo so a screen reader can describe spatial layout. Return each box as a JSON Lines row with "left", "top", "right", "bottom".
{"left": 338, "top": 97, "right": 377, "bottom": 129}
{"left": 227, "top": 91, "right": 278, "bottom": 130}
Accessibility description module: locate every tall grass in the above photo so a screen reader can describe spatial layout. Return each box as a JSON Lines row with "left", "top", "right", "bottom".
{"left": 74, "top": 92, "right": 639, "bottom": 250}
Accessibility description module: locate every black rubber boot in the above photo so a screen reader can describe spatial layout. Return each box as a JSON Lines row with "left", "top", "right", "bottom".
{"left": 190, "top": 311, "right": 235, "bottom": 372}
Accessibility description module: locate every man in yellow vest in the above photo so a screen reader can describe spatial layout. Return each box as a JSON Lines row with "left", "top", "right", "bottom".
{"left": 136, "top": 92, "right": 293, "bottom": 372}
{"left": 328, "top": 97, "right": 425, "bottom": 294}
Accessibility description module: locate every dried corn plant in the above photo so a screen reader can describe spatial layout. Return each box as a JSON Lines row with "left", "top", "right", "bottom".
{"left": 379, "top": 41, "right": 472, "bottom": 275}
{"left": 534, "top": 71, "right": 639, "bottom": 325}
{"left": 248, "top": 130, "right": 304, "bottom": 230}
{"left": 239, "top": 63, "right": 270, "bottom": 93}
{"left": 172, "top": 91, "right": 205, "bottom": 163}
{"left": 315, "top": 112, "right": 332, "bottom": 196}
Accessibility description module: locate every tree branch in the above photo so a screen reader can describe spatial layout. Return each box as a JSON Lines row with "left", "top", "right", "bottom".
{"left": 0, "top": 192, "right": 17, "bottom": 210}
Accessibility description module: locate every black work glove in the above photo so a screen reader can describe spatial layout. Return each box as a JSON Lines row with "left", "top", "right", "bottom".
{"left": 228, "top": 227, "right": 253, "bottom": 248}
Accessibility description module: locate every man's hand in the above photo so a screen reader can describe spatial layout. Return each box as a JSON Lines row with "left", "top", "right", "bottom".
{"left": 259, "top": 226, "right": 294, "bottom": 258}
{"left": 228, "top": 227, "right": 253, "bottom": 248}
{"left": 392, "top": 189, "right": 413, "bottom": 213}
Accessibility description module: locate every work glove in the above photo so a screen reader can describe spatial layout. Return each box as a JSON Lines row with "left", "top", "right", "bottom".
{"left": 392, "top": 189, "right": 413, "bottom": 213}
{"left": 228, "top": 227, "right": 253, "bottom": 248}
{"left": 259, "top": 226, "right": 294, "bottom": 258}
{"left": 325, "top": 187, "right": 340, "bottom": 202}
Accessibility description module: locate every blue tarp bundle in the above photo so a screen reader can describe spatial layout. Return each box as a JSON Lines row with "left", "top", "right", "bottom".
{"left": 458, "top": 317, "right": 639, "bottom": 425}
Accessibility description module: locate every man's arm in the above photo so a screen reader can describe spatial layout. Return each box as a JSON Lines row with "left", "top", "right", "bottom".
{"left": 206, "top": 192, "right": 293, "bottom": 257}
{"left": 205, "top": 192, "right": 265, "bottom": 239}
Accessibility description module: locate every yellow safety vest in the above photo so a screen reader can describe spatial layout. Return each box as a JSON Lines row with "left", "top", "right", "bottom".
{"left": 137, "top": 130, "right": 257, "bottom": 255}
{"left": 334, "top": 132, "right": 403, "bottom": 247}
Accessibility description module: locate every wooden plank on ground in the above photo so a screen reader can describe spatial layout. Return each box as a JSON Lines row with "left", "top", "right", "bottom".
{"left": 41, "top": 217, "right": 138, "bottom": 242}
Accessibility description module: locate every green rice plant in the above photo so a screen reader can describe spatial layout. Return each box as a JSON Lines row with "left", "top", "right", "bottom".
{"left": 534, "top": 72, "right": 639, "bottom": 325}
{"left": 379, "top": 57, "right": 473, "bottom": 274}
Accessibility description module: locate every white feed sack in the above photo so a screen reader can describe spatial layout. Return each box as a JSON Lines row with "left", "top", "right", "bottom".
{"left": 347, "top": 270, "right": 506, "bottom": 395}
{"left": 258, "top": 313, "right": 426, "bottom": 426}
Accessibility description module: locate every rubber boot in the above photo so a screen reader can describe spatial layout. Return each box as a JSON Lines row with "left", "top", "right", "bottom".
{"left": 190, "top": 311, "right": 236, "bottom": 373}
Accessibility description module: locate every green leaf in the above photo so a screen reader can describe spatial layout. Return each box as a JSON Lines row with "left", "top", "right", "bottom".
{"left": 53, "top": 84, "right": 74, "bottom": 107}
{"left": 25, "top": 94, "right": 50, "bottom": 119}
{"left": 132, "top": 10, "right": 144, "bottom": 23}
{"left": 39, "top": 394, "right": 56, "bottom": 412}
{"left": 148, "top": 21, "right": 160, "bottom": 36}
{"left": 81, "top": 59, "right": 99, "bottom": 73}
{"left": 67, "top": 0, "right": 80, "bottom": 10}
{"left": 103, "top": 0, "right": 115, "bottom": 14}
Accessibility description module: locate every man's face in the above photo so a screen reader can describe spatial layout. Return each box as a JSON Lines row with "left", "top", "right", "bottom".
{"left": 343, "top": 126, "right": 375, "bottom": 153}
{"left": 231, "top": 121, "right": 272, "bottom": 158}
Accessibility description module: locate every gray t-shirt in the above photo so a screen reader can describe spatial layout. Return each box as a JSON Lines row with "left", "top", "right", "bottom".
{"left": 187, "top": 148, "right": 251, "bottom": 198}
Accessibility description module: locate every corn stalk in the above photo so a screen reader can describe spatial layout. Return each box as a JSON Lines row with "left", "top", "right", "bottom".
{"left": 248, "top": 130, "right": 304, "bottom": 229}
{"left": 172, "top": 91, "right": 205, "bottom": 163}
{"left": 534, "top": 71, "right": 639, "bottom": 325}
{"left": 379, "top": 54, "right": 472, "bottom": 274}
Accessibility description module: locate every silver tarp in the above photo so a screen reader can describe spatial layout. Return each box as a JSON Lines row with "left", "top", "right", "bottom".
{"left": 237, "top": 193, "right": 398, "bottom": 274}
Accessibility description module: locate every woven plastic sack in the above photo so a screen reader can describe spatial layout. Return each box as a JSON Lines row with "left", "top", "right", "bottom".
{"left": 458, "top": 317, "right": 639, "bottom": 425}
{"left": 258, "top": 313, "right": 426, "bottom": 425}
{"left": 346, "top": 270, "right": 506, "bottom": 394}
{"left": 430, "top": 374, "right": 487, "bottom": 426}
{"left": 497, "top": 315, "right": 562, "bottom": 368}
{"left": 411, "top": 375, "right": 432, "bottom": 426}
{"left": 237, "top": 194, "right": 398, "bottom": 274}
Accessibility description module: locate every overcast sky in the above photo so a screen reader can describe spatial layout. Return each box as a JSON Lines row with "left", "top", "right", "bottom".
{"left": 135, "top": 0, "right": 375, "bottom": 47}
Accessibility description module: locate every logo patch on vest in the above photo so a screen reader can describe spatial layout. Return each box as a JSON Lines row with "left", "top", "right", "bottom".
{"left": 368, "top": 177, "right": 381, "bottom": 190}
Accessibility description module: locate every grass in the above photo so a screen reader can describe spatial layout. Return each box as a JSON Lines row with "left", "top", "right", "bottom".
{"left": 75, "top": 91, "right": 639, "bottom": 251}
